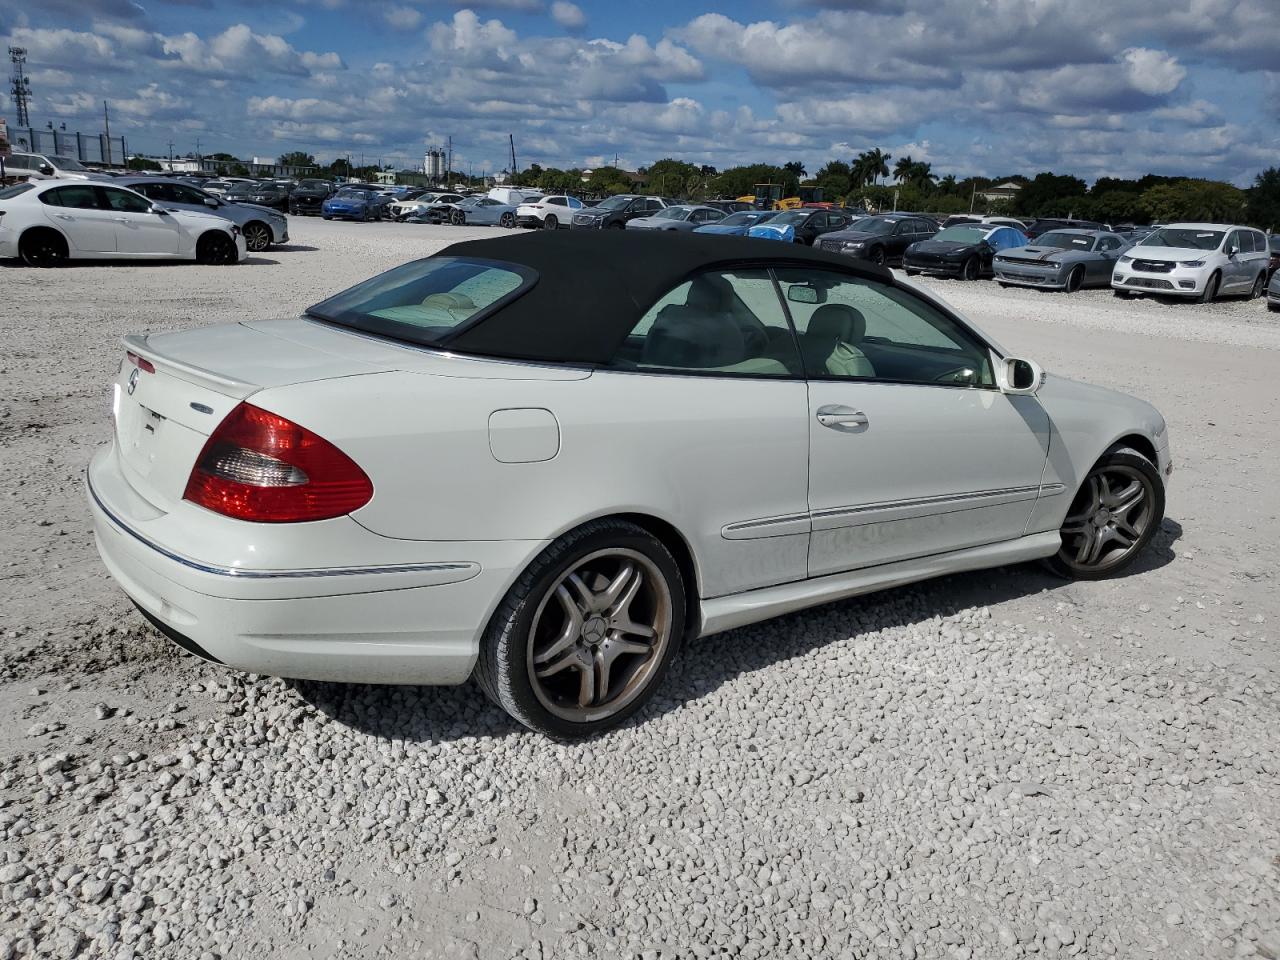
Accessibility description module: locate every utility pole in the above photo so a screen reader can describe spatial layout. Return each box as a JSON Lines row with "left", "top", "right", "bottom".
{"left": 8, "top": 48, "right": 31, "bottom": 128}
{"left": 195, "top": 136, "right": 202, "bottom": 167}
{"left": 167, "top": 140, "right": 174, "bottom": 169}
{"left": 509, "top": 134, "right": 517, "bottom": 181}
{"left": 103, "top": 101, "right": 112, "bottom": 166}
{"left": 446, "top": 136, "right": 452, "bottom": 185}
{"left": 969, "top": 181, "right": 977, "bottom": 213}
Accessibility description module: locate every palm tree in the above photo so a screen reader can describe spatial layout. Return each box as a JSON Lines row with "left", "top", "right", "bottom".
{"left": 868, "top": 148, "right": 890, "bottom": 185}
{"left": 893, "top": 155, "right": 915, "bottom": 185}
{"left": 783, "top": 160, "right": 807, "bottom": 178}
{"left": 910, "top": 161, "right": 936, "bottom": 188}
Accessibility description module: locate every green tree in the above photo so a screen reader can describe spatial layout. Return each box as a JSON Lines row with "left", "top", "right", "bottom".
{"left": 1246, "top": 167, "right": 1280, "bottom": 231}
{"left": 647, "top": 158, "right": 702, "bottom": 197}
{"left": 712, "top": 164, "right": 789, "bottom": 201}
{"left": 1139, "top": 179, "right": 1246, "bottom": 223}
{"left": 126, "top": 156, "right": 162, "bottom": 172}
{"left": 813, "top": 160, "right": 852, "bottom": 202}
{"left": 892, "top": 155, "right": 915, "bottom": 184}
{"left": 1013, "top": 172, "right": 1088, "bottom": 217}
{"left": 586, "top": 166, "right": 635, "bottom": 195}
{"left": 279, "top": 151, "right": 317, "bottom": 168}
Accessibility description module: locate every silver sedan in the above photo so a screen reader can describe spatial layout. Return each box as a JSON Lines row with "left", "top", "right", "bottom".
{"left": 626, "top": 205, "right": 727, "bottom": 232}
{"left": 993, "top": 230, "right": 1131, "bottom": 292}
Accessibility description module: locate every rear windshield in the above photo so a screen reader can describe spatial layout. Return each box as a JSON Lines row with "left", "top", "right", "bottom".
{"left": 0, "top": 183, "right": 36, "bottom": 200}
{"left": 306, "top": 257, "right": 535, "bottom": 346}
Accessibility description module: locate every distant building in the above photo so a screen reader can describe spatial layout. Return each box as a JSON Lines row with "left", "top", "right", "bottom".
{"left": 980, "top": 181, "right": 1023, "bottom": 203}
{"left": 156, "top": 158, "right": 201, "bottom": 173}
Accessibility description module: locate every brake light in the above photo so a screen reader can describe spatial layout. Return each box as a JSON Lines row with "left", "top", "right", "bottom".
{"left": 183, "top": 403, "right": 372, "bottom": 523}
{"left": 126, "top": 351, "right": 156, "bottom": 374}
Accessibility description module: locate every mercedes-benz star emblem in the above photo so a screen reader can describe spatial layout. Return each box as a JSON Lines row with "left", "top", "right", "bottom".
{"left": 126, "top": 367, "right": 140, "bottom": 396}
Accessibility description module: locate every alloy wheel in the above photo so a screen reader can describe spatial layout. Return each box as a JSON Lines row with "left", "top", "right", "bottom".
{"left": 526, "top": 548, "right": 673, "bottom": 723}
{"left": 543, "top": 215, "right": 558, "bottom": 230}
{"left": 1065, "top": 265, "right": 1084, "bottom": 293}
{"left": 21, "top": 233, "right": 67, "bottom": 267}
{"left": 501, "top": 212, "right": 515, "bottom": 228}
{"left": 1056, "top": 464, "right": 1154, "bottom": 574}
{"left": 243, "top": 223, "right": 270, "bottom": 252}
{"left": 1250, "top": 273, "right": 1265, "bottom": 299}
{"left": 963, "top": 257, "right": 980, "bottom": 281}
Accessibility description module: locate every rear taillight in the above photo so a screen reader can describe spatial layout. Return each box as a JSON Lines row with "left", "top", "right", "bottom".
{"left": 183, "top": 403, "right": 372, "bottom": 523}
{"left": 126, "top": 351, "right": 156, "bottom": 374}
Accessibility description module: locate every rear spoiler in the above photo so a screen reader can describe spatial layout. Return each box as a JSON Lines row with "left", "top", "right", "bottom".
{"left": 121, "top": 334, "right": 259, "bottom": 396}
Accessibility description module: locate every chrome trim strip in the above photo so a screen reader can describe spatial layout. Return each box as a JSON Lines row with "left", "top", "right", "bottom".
{"left": 811, "top": 484, "right": 1043, "bottom": 531}
{"left": 88, "top": 476, "right": 476, "bottom": 581}
{"left": 721, "top": 513, "right": 811, "bottom": 541}
{"left": 1038, "top": 482, "right": 1067, "bottom": 496}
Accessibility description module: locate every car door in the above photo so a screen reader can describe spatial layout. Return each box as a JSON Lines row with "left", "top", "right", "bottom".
{"left": 590, "top": 267, "right": 811, "bottom": 596}
{"left": 773, "top": 266, "right": 1051, "bottom": 577}
{"left": 1223, "top": 230, "right": 1250, "bottom": 291}
{"left": 100, "top": 186, "right": 182, "bottom": 255}
{"left": 887, "top": 220, "right": 915, "bottom": 259}
{"left": 1090, "top": 235, "right": 1123, "bottom": 282}
{"left": 40, "top": 184, "right": 117, "bottom": 253}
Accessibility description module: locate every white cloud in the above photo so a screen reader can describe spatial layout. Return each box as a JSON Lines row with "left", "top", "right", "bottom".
{"left": 1121, "top": 47, "right": 1185, "bottom": 97}
{"left": 550, "top": 1, "right": 585, "bottom": 31}
{"left": 382, "top": 5, "right": 423, "bottom": 30}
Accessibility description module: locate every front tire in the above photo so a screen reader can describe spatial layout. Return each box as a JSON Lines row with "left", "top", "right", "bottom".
{"left": 475, "top": 519, "right": 686, "bottom": 739}
{"left": 195, "top": 231, "right": 238, "bottom": 265}
{"left": 961, "top": 256, "right": 980, "bottom": 281}
{"left": 451, "top": 210, "right": 465, "bottom": 226}
{"left": 1199, "top": 271, "right": 1220, "bottom": 303}
{"left": 242, "top": 222, "right": 271, "bottom": 253}
{"left": 870, "top": 247, "right": 886, "bottom": 266}
{"left": 500, "top": 212, "right": 515, "bottom": 229}
{"left": 19, "top": 229, "right": 68, "bottom": 267}
{"left": 1045, "top": 448, "right": 1164, "bottom": 580}
{"left": 1064, "top": 265, "right": 1084, "bottom": 293}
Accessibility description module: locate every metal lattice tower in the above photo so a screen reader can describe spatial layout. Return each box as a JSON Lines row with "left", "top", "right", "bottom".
{"left": 9, "top": 47, "right": 31, "bottom": 128}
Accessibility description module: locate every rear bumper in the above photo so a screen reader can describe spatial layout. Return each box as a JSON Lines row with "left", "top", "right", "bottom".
{"left": 87, "top": 443, "right": 544, "bottom": 685}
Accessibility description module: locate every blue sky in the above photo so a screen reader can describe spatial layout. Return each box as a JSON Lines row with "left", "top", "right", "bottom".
{"left": 2, "top": 0, "right": 1277, "bottom": 185}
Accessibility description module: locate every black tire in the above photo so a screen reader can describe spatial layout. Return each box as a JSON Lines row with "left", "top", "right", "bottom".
{"left": 961, "top": 256, "right": 980, "bottom": 281}
{"left": 870, "top": 247, "right": 886, "bottom": 266}
{"left": 905, "top": 268, "right": 920, "bottom": 276}
{"left": 1199, "top": 271, "right": 1220, "bottom": 303}
{"left": 451, "top": 210, "right": 465, "bottom": 226}
{"left": 1044, "top": 447, "right": 1164, "bottom": 581}
{"left": 475, "top": 519, "right": 687, "bottom": 739}
{"left": 500, "top": 212, "right": 515, "bottom": 229}
{"left": 19, "top": 229, "right": 68, "bottom": 267}
{"left": 322, "top": 215, "right": 332, "bottom": 220}
{"left": 1248, "top": 272, "right": 1265, "bottom": 300}
{"left": 997, "top": 281, "right": 1011, "bottom": 288}
{"left": 543, "top": 214, "right": 558, "bottom": 230}
{"left": 242, "top": 222, "right": 271, "bottom": 253}
{"left": 195, "top": 231, "right": 238, "bottom": 265}
{"left": 608, "top": 221, "right": 624, "bottom": 229}
{"left": 1113, "top": 288, "right": 1131, "bottom": 298}
{"left": 1064, "top": 265, "right": 1084, "bottom": 293}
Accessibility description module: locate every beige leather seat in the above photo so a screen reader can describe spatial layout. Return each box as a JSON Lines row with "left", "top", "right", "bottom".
{"left": 801, "top": 304, "right": 875, "bottom": 378}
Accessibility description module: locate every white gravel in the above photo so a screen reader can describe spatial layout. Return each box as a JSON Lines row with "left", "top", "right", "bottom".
{"left": 1, "top": 219, "right": 1278, "bottom": 959}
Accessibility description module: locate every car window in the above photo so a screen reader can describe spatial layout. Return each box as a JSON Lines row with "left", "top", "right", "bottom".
{"left": 41, "top": 185, "right": 103, "bottom": 210}
{"left": 172, "top": 185, "right": 208, "bottom": 204}
{"left": 774, "top": 267, "right": 994, "bottom": 387}
{"left": 137, "top": 183, "right": 176, "bottom": 202}
{"left": 1245, "top": 231, "right": 1263, "bottom": 253}
{"left": 610, "top": 269, "right": 800, "bottom": 378}
{"left": 0, "top": 183, "right": 36, "bottom": 199}
{"left": 100, "top": 188, "right": 153, "bottom": 213}
{"left": 1227, "top": 230, "right": 1245, "bottom": 253}
{"left": 547, "top": 197, "right": 566, "bottom": 207}
{"left": 1098, "top": 236, "right": 1122, "bottom": 251}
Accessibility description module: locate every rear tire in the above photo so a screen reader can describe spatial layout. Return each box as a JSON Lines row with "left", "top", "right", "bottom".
{"left": 195, "top": 231, "right": 238, "bottom": 265}
{"left": 1199, "top": 272, "right": 1220, "bottom": 303}
{"left": 500, "top": 212, "right": 515, "bottom": 229}
{"left": 1064, "top": 265, "right": 1084, "bottom": 293}
{"left": 1248, "top": 272, "right": 1265, "bottom": 300}
{"left": 475, "top": 519, "right": 686, "bottom": 740}
{"left": 19, "top": 229, "right": 68, "bottom": 267}
{"left": 543, "top": 214, "right": 558, "bottom": 230}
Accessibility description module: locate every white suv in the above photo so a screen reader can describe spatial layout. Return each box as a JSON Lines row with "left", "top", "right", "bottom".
{"left": 1112, "top": 223, "right": 1270, "bottom": 302}
{"left": 1, "top": 152, "right": 111, "bottom": 182}
{"left": 515, "top": 195, "right": 585, "bottom": 229}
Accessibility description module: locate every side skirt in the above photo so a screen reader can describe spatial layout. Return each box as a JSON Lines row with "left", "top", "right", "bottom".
{"left": 697, "top": 531, "right": 1061, "bottom": 637}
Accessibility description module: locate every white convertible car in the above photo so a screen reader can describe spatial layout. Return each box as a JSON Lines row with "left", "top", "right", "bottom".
{"left": 88, "top": 232, "right": 1171, "bottom": 737}
{"left": 0, "top": 180, "right": 245, "bottom": 265}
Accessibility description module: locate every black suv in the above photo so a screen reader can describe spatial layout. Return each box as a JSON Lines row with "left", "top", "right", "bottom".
{"left": 289, "top": 179, "right": 334, "bottom": 216}
{"left": 571, "top": 195, "right": 668, "bottom": 229}
{"left": 817, "top": 214, "right": 938, "bottom": 265}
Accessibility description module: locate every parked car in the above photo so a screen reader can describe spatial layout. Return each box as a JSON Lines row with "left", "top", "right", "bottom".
{"left": 1267, "top": 235, "right": 1279, "bottom": 280}
{"left": 488, "top": 187, "right": 543, "bottom": 207}
{"left": 903, "top": 224, "right": 1029, "bottom": 280}
{"left": 397, "top": 193, "right": 465, "bottom": 221}
{"left": 1112, "top": 223, "right": 1271, "bottom": 302}
{"left": 0, "top": 152, "right": 112, "bottom": 182}
{"left": 992, "top": 230, "right": 1131, "bottom": 292}
{"left": 200, "top": 179, "right": 240, "bottom": 197}
{"left": 572, "top": 195, "right": 669, "bottom": 230}
{"left": 748, "top": 208, "right": 854, "bottom": 245}
{"left": 515, "top": 195, "right": 586, "bottom": 229}
{"left": 0, "top": 180, "right": 244, "bottom": 265}
{"left": 232, "top": 181, "right": 290, "bottom": 212}
{"left": 1268, "top": 269, "right": 1279, "bottom": 312}
{"left": 626, "top": 205, "right": 727, "bottom": 232}
{"left": 703, "top": 200, "right": 754, "bottom": 214}
{"left": 322, "top": 187, "right": 386, "bottom": 222}
{"left": 86, "top": 230, "right": 1171, "bottom": 738}
{"left": 816, "top": 214, "right": 937, "bottom": 264}
{"left": 692, "top": 210, "right": 779, "bottom": 236}
{"left": 1024, "top": 217, "right": 1105, "bottom": 240}
{"left": 288, "top": 179, "right": 335, "bottom": 216}
{"left": 436, "top": 196, "right": 519, "bottom": 227}
{"left": 115, "top": 177, "right": 288, "bottom": 253}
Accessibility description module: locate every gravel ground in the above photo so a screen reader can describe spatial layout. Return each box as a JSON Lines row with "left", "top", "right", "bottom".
{"left": 1, "top": 219, "right": 1278, "bottom": 959}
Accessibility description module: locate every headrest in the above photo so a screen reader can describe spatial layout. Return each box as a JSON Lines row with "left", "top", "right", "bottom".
{"left": 642, "top": 304, "right": 745, "bottom": 369}
{"left": 422, "top": 292, "right": 478, "bottom": 311}
{"left": 685, "top": 274, "right": 732, "bottom": 312}
{"left": 807, "top": 303, "right": 866, "bottom": 344}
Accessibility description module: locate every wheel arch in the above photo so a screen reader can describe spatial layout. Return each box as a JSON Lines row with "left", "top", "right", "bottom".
{"left": 1107, "top": 432, "right": 1157, "bottom": 466}
{"left": 19, "top": 224, "right": 69, "bottom": 251}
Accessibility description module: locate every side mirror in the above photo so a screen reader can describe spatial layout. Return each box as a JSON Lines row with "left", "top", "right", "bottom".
{"left": 39, "top": 165, "right": 53, "bottom": 175}
{"left": 204, "top": 197, "right": 219, "bottom": 208}
{"left": 1225, "top": 244, "right": 1238, "bottom": 257}
{"left": 996, "top": 356, "right": 1044, "bottom": 395}
{"left": 149, "top": 205, "right": 167, "bottom": 215}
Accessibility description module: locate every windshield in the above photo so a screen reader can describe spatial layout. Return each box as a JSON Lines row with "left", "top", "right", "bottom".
{"left": 595, "top": 196, "right": 633, "bottom": 211}
{"left": 299, "top": 180, "right": 328, "bottom": 189}
{"left": 1034, "top": 231, "right": 1094, "bottom": 250}
{"left": 307, "top": 257, "right": 534, "bottom": 346}
{"left": 721, "top": 211, "right": 768, "bottom": 226}
{"left": 849, "top": 217, "right": 900, "bottom": 236}
{"left": 1140, "top": 228, "right": 1224, "bottom": 251}
{"left": 933, "top": 226, "right": 989, "bottom": 244}
{"left": 655, "top": 207, "right": 690, "bottom": 220}
{"left": 51, "top": 156, "right": 88, "bottom": 171}
{"left": 1270, "top": 235, "right": 1280, "bottom": 252}
{"left": 335, "top": 188, "right": 367, "bottom": 198}
{"left": 770, "top": 211, "right": 810, "bottom": 226}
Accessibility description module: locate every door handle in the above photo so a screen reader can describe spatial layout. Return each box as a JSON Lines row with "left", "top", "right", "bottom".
{"left": 115, "top": 217, "right": 132, "bottom": 223}
{"left": 816, "top": 405, "right": 869, "bottom": 429}
{"left": 54, "top": 214, "right": 74, "bottom": 221}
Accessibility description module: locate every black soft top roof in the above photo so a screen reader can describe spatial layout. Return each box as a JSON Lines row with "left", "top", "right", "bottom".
{"left": 439, "top": 230, "right": 894, "bottom": 364}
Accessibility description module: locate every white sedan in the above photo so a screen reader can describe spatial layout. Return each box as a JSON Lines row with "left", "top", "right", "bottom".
{"left": 87, "top": 231, "right": 1171, "bottom": 738}
{"left": 0, "top": 180, "right": 245, "bottom": 265}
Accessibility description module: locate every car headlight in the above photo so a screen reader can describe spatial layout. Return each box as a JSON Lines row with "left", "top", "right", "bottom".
{"left": 1179, "top": 259, "right": 1205, "bottom": 267}
{"left": 1118, "top": 255, "right": 1133, "bottom": 264}
{"left": 844, "top": 241, "right": 865, "bottom": 250}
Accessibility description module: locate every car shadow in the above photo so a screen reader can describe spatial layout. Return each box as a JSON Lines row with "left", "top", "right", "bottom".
{"left": 240, "top": 257, "right": 280, "bottom": 266}
{"left": 269, "top": 244, "right": 319, "bottom": 253}
{"left": 288, "top": 518, "right": 1182, "bottom": 744}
